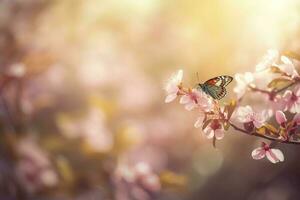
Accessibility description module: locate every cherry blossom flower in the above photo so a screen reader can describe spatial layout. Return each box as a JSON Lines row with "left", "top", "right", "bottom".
{"left": 233, "top": 72, "right": 254, "bottom": 99}
{"left": 180, "top": 89, "right": 212, "bottom": 111}
{"left": 113, "top": 161, "right": 161, "bottom": 200}
{"left": 251, "top": 142, "right": 284, "bottom": 164}
{"left": 276, "top": 56, "right": 299, "bottom": 78}
{"left": 16, "top": 136, "right": 58, "bottom": 193}
{"left": 282, "top": 86, "right": 300, "bottom": 113}
{"left": 57, "top": 107, "right": 113, "bottom": 152}
{"left": 234, "top": 105, "right": 268, "bottom": 129}
{"left": 203, "top": 119, "right": 224, "bottom": 140}
{"left": 164, "top": 69, "right": 183, "bottom": 103}
{"left": 255, "top": 49, "right": 279, "bottom": 72}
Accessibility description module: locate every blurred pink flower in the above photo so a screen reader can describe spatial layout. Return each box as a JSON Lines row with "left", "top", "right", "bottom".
{"left": 164, "top": 69, "right": 183, "bottom": 103}
{"left": 251, "top": 142, "right": 284, "bottom": 164}
{"left": 233, "top": 72, "right": 254, "bottom": 99}
{"left": 180, "top": 89, "right": 212, "bottom": 111}
{"left": 16, "top": 136, "right": 58, "bottom": 193}
{"left": 282, "top": 86, "right": 300, "bottom": 113}
{"left": 58, "top": 108, "right": 113, "bottom": 152}
{"left": 255, "top": 49, "right": 279, "bottom": 72}
{"left": 7, "top": 63, "right": 26, "bottom": 77}
{"left": 113, "top": 161, "right": 161, "bottom": 200}
{"left": 203, "top": 119, "right": 224, "bottom": 140}
{"left": 235, "top": 105, "right": 267, "bottom": 129}
{"left": 80, "top": 108, "right": 113, "bottom": 152}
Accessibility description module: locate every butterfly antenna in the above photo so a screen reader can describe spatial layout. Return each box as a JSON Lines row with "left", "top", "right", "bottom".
{"left": 196, "top": 72, "right": 200, "bottom": 82}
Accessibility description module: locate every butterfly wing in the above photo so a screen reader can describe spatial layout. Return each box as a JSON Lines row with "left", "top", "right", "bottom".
{"left": 203, "top": 84, "right": 227, "bottom": 100}
{"left": 202, "top": 76, "right": 233, "bottom": 100}
{"left": 204, "top": 76, "right": 233, "bottom": 87}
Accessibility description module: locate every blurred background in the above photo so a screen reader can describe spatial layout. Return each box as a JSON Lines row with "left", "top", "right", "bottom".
{"left": 1, "top": 0, "right": 300, "bottom": 199}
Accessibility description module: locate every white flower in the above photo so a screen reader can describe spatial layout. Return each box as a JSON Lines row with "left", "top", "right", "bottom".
{"left": 233, "top": 72, "right": 254, "bottom": 99}
{"left": 251, "top": 142, "right": 284, "bottom": 164}
{"left": 276, "top": 56, "right": 299, "bottom": 78}
{"left": 255, "top": 49, "right": 279, "bottom": 72}
{"left": 235, "top": 105, "right": 268, "bottom": 128}
{"left": 164, "top": 69, "right": 183, "bottom": 103}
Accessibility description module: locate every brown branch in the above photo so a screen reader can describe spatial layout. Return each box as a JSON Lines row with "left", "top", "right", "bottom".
{"left": 229, "top": 121, "right": 300, "bottom": 145}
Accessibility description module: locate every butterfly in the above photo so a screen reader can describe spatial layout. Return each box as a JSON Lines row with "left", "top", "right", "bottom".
{"left": 197, "top": 75, "right": 233, "bottom": 100}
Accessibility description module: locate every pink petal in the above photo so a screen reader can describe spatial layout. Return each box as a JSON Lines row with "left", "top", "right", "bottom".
{"left": 236, "top": 106, "right": 253, "bottom": 123}
{"left": 290, "top": 103, "right": 300, "bottom": 114}
{"left": 214, "top": 129, "right": 224, "bottom": 140}
{"left": 251, "top": 147, "right": 266, "bottom": 160}
{"left": 253, "top": 120, "right": 263, "bottom": 129}
{"left": 275, "top": 111, "right": 287, "bottom": 124}
{"left": 283, "top": 90, "right": 292, "bottom": 100}
{"left": 185, "top": 102, "right": 196, "bottom": 111}
{"left": 165, "top": 93, "right": 177, "bottom": 103}
{"left": 295, "top": 85, "right": 300, "bottom": 96}
{"left": 175, "top": 69, "right": 183, "bottom": 82}
{"left": 165, "top": 83, "right": 178, "bottom": 94}
{"left": 194, "top": 114, "right": 205, "bottom": 128}
{"left": 179, "top": 95, "right": 190, "bottom": 104}
{"left": 203, "top": 127, "right": 214, "bottom": 139}
{"left": 293, "top": 113, "right": 300, "bottom": 124}
{"left": 266, "top": 149, "right": 284, "bottom": 163}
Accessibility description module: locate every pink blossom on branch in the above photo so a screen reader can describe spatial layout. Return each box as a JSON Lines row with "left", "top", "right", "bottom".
{"left": 164, "top": 51, "right": 300, "bottom": 163}
{"left": 179, "top": 89, "right": 213, "bottom": 111}
{"left": 282, "top": 86, "right": 300, "bottom": 113}
{"left": 234, "top": 105, "right": 268, "bottom": 129}
{"left": 203, "top": 119, "right": 225, "bottom": 140}
{"left": 251, "top": 142, "right": 284, "bottom": 164}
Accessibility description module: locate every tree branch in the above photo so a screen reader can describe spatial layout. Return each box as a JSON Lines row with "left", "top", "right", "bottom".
{"left": 229, "top": 121, "right": 300, "bottom": 145}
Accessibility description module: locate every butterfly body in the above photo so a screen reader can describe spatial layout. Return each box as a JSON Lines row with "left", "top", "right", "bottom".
{"left": 197, "top": 75, "right": 233, "bottom": 100}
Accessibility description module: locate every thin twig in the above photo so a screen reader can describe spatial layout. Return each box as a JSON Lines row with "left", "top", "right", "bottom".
{"left": 248, "top": 78, "right": 300, "bottom": 99}
{"left": 229, "top": 121, "right": 300, "bottom": 145}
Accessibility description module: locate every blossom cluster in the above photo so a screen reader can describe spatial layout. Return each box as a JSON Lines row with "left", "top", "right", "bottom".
{"left": 164, "top": 50, "right": 300, "bottom": 164}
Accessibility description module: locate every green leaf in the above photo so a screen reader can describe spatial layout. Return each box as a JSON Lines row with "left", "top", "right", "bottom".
{"left": 264, "top": 123, "right": 278, "bottom": 135}
{"left": 256, "top": 126, "right": 266, "bottom": 135}
{"left": 267, "top": 78, "right": 293, "bottom": 90}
